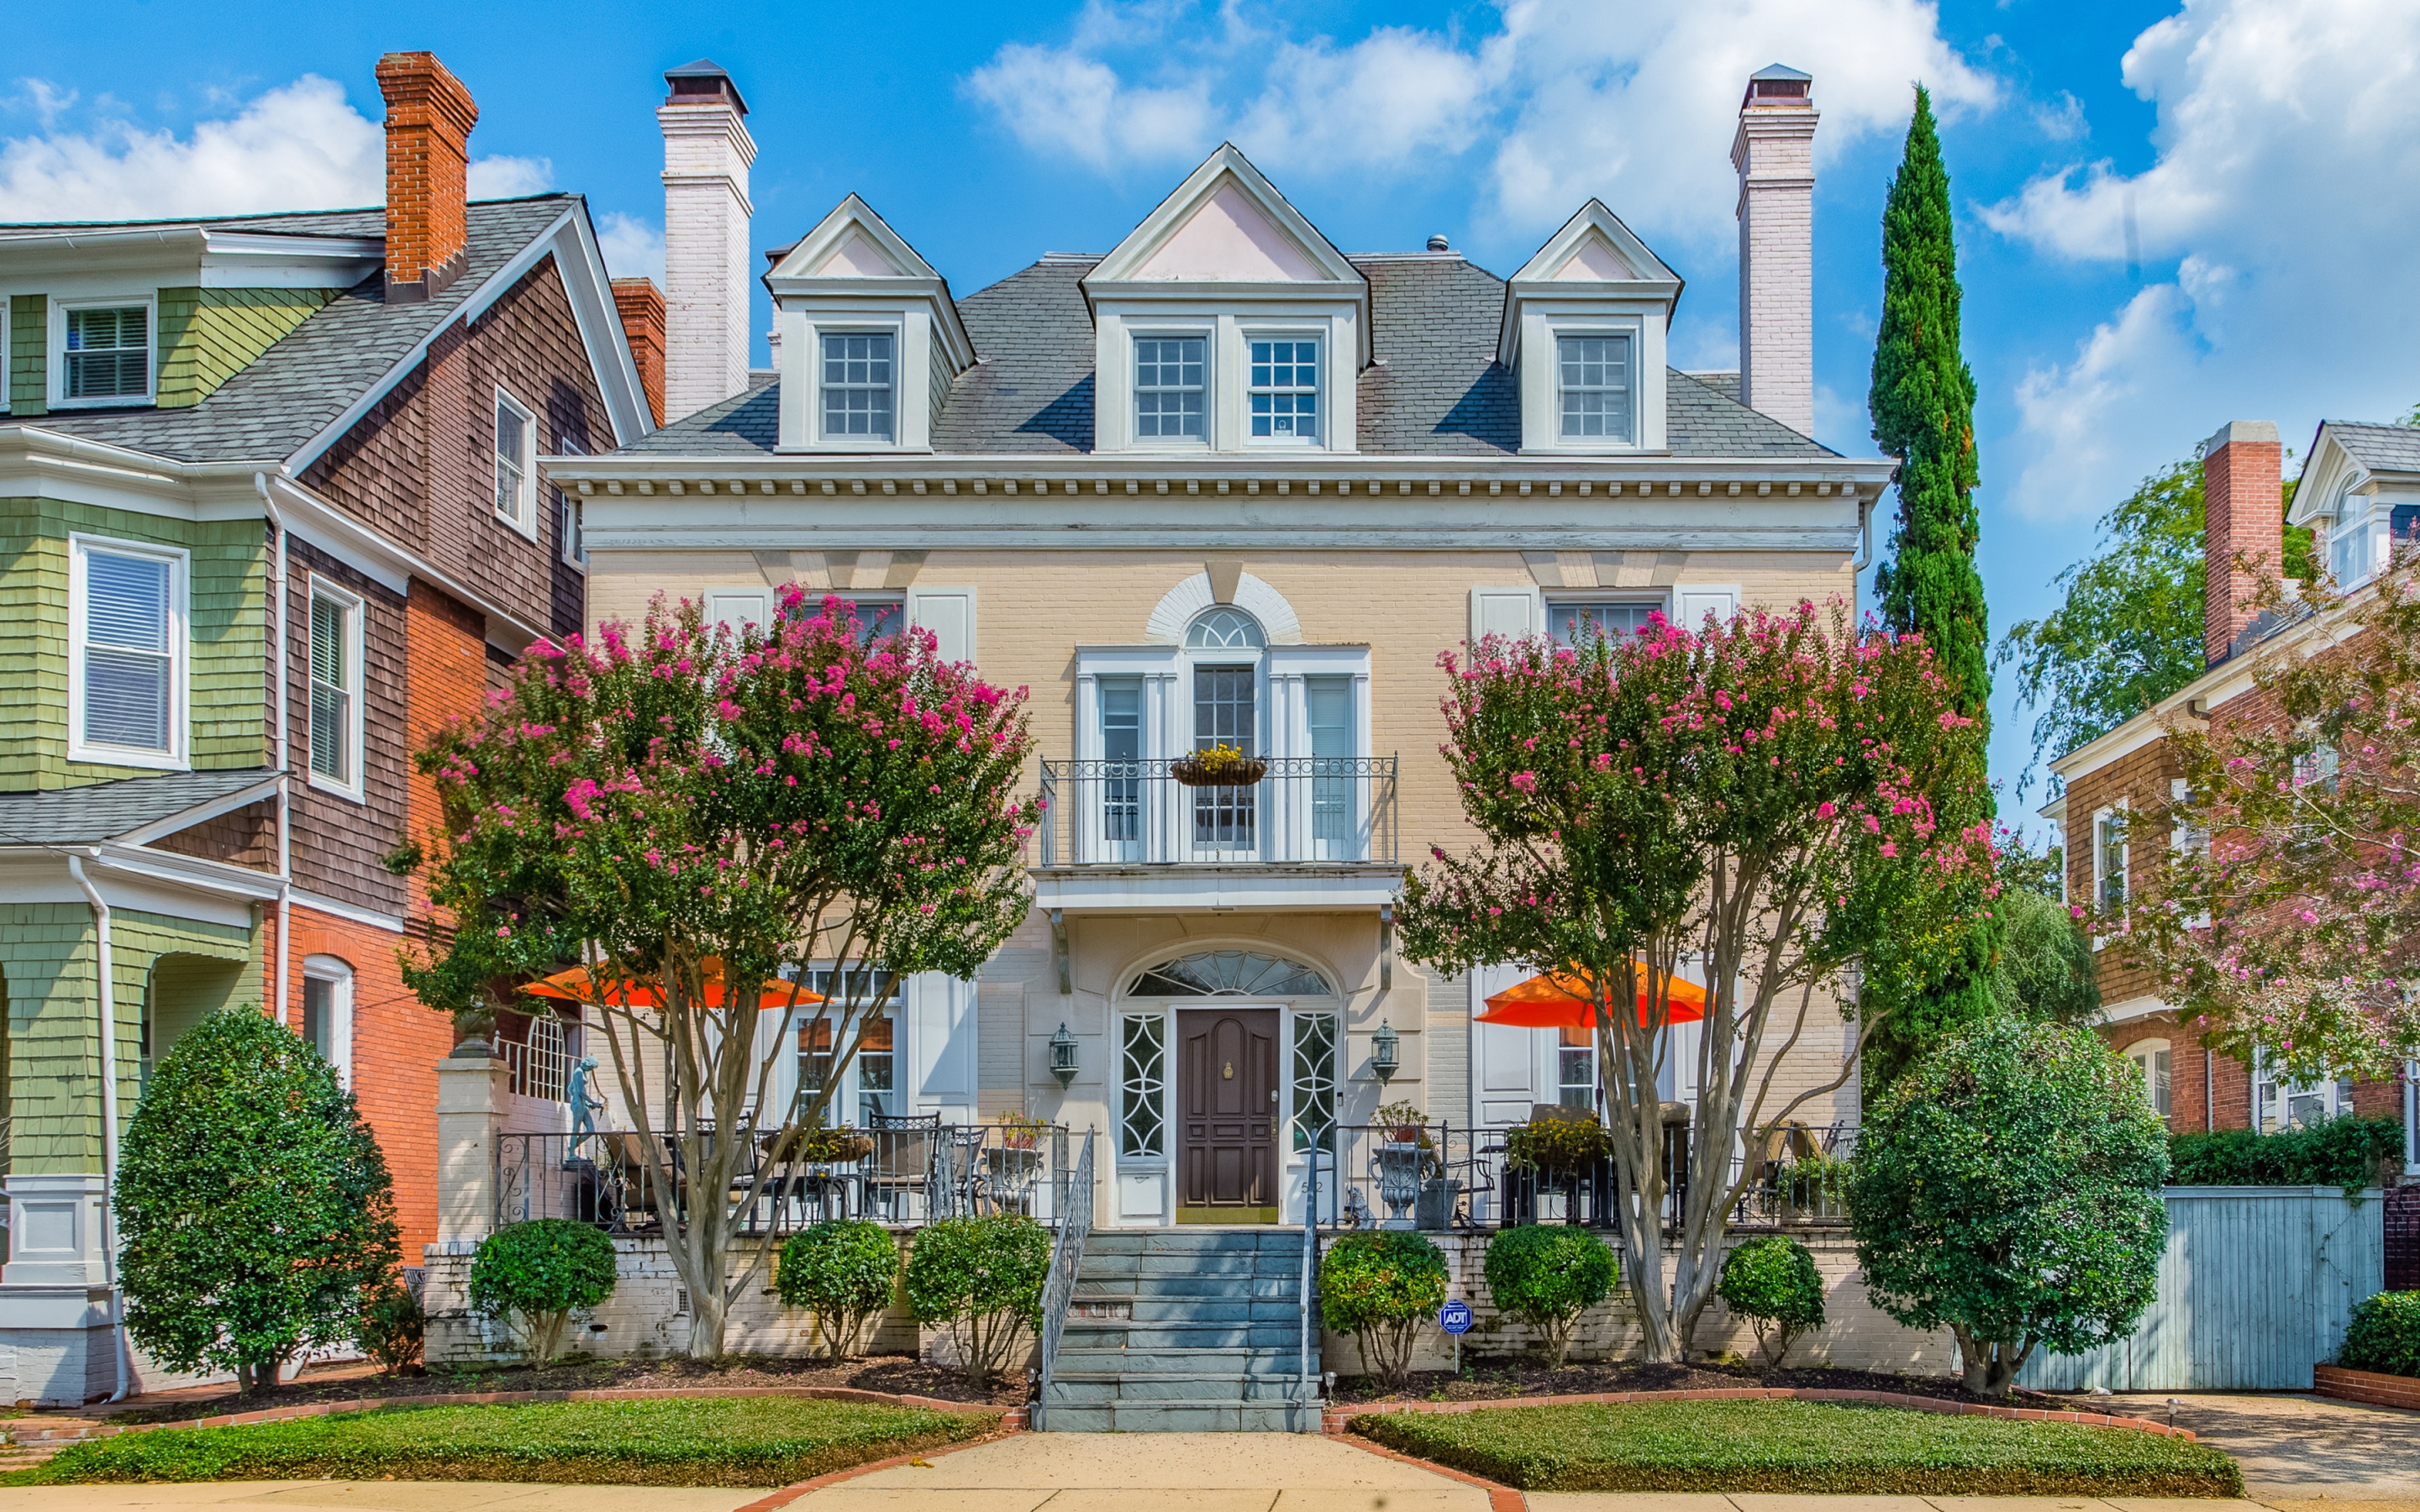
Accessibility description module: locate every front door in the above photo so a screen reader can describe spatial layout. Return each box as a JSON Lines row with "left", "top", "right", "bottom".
{"left": 1176, "top": 1006, "right": 1280, "bottom": 1222}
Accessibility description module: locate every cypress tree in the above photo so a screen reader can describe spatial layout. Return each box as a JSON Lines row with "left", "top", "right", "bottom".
{"left": 1861, "top": 87, "right": 1999, "bottom": 1092}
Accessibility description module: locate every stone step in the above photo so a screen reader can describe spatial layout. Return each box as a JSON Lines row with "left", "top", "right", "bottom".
{"left": 1054, "top": 1346, "right": 1307, "bottom": 1376}
{"left": 1039, "top": 1399, "right": 1322, "bottom": 1433}
{"left": 1076, "top": 1274, "right": 1306, "bottom": 1301}
{"left": 1107, "top": 1298, "right": 1317, "bottom": 1325}
{"left": 1082, "top": 1230, "right": 1305, "bottom": 1253}
{"left": 1046, "top": 1372, "right": 1314, "bottom": 1404}
{"left": 1062, "top": 1320, "right": 1303, "bottom": 1350}
{"left": 1073, "top": 1252, "right": 1290, "bottom": 1278}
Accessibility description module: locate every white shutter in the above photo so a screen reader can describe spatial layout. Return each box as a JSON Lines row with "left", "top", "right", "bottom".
{"left": 905, "top": 972, "right": 976, "bottom": 1119}
{"left": 1470, "top": 964, "right": 1545, "bottom": 1126}
{"left": 1468, "top": 585, "right": 1544, "bottom": 643}
{"left": 907, "top": 586, "right": 976, "bottom": 664}
{"left": 1674, "top": 584, "right": 1739, "bottom": 628}
{"left": 702, "top": 589, "right": 773, "bottom": 635}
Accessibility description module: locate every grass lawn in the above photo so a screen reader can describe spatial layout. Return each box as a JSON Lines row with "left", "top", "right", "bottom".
{"left": 5, "top": 1396, "right": 999, "bottom": 1488}
{"left": 1352, "top": 1399, "right": 2244, "bottom": 1495}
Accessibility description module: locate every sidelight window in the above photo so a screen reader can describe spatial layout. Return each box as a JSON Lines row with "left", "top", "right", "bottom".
{"left": 1121, "top": 1014, "right": 1166, "bottom": 1158}
{"left": 1291, "top": 1011, "right": 1337, "bottom": 1153}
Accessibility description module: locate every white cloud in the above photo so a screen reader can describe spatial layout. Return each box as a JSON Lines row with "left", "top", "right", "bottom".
{"left": 2031, "top": 90, "right": 2086, "bottom": 142}
{"left": 960, "top": 0, "right": 1992, "bottom": 243}
{"left": 597, "top": 211, "right": 665, "bottom": 286}
{"left": 469, "top": 155, "right": 554, "bottom": 200}
{"left": 1986, "top": 0, "right": 2420, "bottom": 521}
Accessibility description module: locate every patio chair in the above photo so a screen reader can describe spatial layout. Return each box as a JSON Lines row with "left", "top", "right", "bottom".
{"left": 864, "top": 1110, "right": 940, "bottom": 1224}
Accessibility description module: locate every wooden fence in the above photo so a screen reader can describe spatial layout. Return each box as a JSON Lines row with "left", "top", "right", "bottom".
{"left": 2018, "top": 1184, "right": 2386, "bottom": 1392}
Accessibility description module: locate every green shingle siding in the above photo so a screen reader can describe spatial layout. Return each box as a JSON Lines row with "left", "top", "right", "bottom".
{"left": 8, "top": 294, "right": 43, "bottom": 417}
{"left": 1, "top": 902, "right": 255, "bottom": 1174}
{"left": 0, "top": 498, "right": 265, "bottom": 789}
{"left": 154, "top": 287, "right": 338, "bottom": 409}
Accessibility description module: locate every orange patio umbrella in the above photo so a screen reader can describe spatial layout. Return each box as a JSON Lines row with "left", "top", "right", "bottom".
{"left": 522, "top": 959, "right": 824, "bottom": 1013}
{"left": 1477, "top": 966, "right": 1706, "bottom": 1030}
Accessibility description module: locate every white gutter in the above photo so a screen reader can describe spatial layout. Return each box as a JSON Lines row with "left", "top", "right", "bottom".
{"left": 63, "top": 854, "right": 131, "bottom": 1404}
{"left": 256, "top": 473, "right": 292, "bottom": 1026}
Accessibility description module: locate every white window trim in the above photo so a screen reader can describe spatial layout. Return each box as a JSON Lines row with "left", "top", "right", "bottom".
{"left": 814, "top": 326, "right": 905, "bottom": 448}
{"left": 773, "top": 308, "right": 930, "bottom": 454}
{"left": 1543, "top": 590, "right": 1670, "bottom": 642}
{"left": 50, "top": 294, "right": 159, "bottom": 410}
{"left": 305, "top": 576, "right": 367, "bottom": 804}
{"left": 66, "top": 533, "right": 189, "bottom": 771}
{"left": 2125, "top": 1037, "right": 2173, "bottom": 1119}
{"left": 1517, "top": 311, "right": 1661, "bottom": 455}
{"left": 0, "top": 299, "right": 8, "bottom": 410}
{"left": 1549, "top": 327, "right": 1640, "bottom": 448}
{"left": 1239, "top": 327, "right": 1325, "bottom": 449}
{"left": 2091, "top": 801, "right": 2128, "bottom": 947}
{"left": 301, "top": 954, "right": 355, "bottom": 1089}
{"left": 556, "top": 435, "right": 587, "bottom": 570}
{"left": 1128, "top": 326, "right": 1217, "bottom": 451}
{"left": 492, "top": 386, "right": 539, "bottom": 539}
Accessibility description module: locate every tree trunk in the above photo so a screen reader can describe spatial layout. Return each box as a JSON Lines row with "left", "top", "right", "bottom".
{"left": 1951, "top": 1325, "right": 2033, "bottom": 1397}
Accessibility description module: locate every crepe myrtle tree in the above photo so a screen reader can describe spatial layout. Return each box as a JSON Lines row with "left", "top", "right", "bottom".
{"left": 1398, "top": 601, "right": 1996, "bottom": 1363}
{"left": 2123, "top": 564, "right": 2420, "bottom": 1086}
{"left": 406, "top": 589, "right": 1038, "bottom": 1358}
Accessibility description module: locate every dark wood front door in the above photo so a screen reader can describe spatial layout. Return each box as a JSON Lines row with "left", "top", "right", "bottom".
{"left": 1177, "top": 1007, "right": 1280, "bottom": 1221}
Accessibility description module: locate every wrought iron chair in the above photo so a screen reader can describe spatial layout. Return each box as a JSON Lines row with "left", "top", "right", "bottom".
{"left": 864, "top": 1110, "right": 941, "bottom": 1224}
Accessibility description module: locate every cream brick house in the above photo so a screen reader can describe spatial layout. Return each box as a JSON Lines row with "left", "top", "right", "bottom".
{"left": 549, "top": 62, "right": 1892, "bottom": 1230}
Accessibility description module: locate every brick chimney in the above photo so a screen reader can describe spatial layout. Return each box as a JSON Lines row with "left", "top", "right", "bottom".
{"left": 2204, "top": 420, "right": 2284, "bottom": 664}
{"left": 1731, "top": 64, "right": 1818, "bottom": 438}
{"left": 613, "top": 278, "right": 667, "bottom": 426}
{"left": 657, "top": 59, "right": 755, "bottom": 423}
{"left": 375, "top": 52, "right": 479, "bottom": 304}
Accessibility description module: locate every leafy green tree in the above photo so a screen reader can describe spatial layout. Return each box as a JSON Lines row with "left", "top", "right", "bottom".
{"left": 902, "top": 1215, "right": 1051, "bottom": 1388}
{"left": 1399, "top": 602, "right": 1996, "bottom": 1362}
{"left": 115, "top": 1009, "right": 399, "bottom": 1395}
{"left": 1849, "top": 1018, "right": 2169, "bottom": 1397}
{"left": 1989, "top": 885, "right": 2100, "bottom": 1025}
{"left": 1484, "top": 1226, "right": 1617, "bottom": 1368}
{"left": 1319, "top": 1231, "right": 1449, "bottom": 1390}
{"left": 469, "top": 1220, "right": 618, "bottom": 1364}
{"left": 1716, "top": 1236, "right": 1826, "bottom": 1367}
{"left": 777, "top": 1220, "right": 901, "bottom": 1362}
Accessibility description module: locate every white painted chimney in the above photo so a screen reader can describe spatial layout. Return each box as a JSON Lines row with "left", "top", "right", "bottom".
{"left": 657, "top": 59, "right": 755, "bottom": 423}
{"left": 1731, "top": 64, "right": 1818, "bottom": 438}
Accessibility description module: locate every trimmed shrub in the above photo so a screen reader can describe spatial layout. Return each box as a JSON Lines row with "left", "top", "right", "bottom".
{"left": 1485, "top": 1225, "right": 1617, "bottom": 1368}
{"left": 2338, "top": 1291, "right": 2420, "bottom": 1378}
{"left": 1717, "top": 1236, "right": 1826, "bottom": 1366}
{"left": 1320, "top": 1230, "right": 1449, "bottom": 1390}
{"left": 115, "top": 1008, "right": 399, "bottom": 1395}
{"left": 2170, "top": 1116, "right": 2404, "bottom": 1194}
{"left": 777, "top": 1220, "right": 901, "bottom": 1362}
{"left": 902, "top": 1215, "right": 1051, "bottom": 1388}
{"left": 470, "top": 1220, "right": 618, "bottom": 1364}
{"left": 358, "top": 1276, "right": 425, "bottom": 1376}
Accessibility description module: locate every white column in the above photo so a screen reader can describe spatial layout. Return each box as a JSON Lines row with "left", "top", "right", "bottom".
{"left": 659, "top": 96, "right": 757, "bottom": 422}
{"left": 1731, "top": 72, "right": 1818, "bottom": 438}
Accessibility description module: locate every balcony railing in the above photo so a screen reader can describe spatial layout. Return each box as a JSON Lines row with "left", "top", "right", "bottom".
{"left": 1036, "top": 756, "right": 1397, "bottom": 867}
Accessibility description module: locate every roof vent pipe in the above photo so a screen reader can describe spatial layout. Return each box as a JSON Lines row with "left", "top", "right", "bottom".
{"left": 1426, "top": 234, "right": 1450, "bottom": 252}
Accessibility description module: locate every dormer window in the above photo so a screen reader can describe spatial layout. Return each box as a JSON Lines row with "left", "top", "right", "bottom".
{"left": 1557, "top": 334, "right": 1634, "bottom": 442}
{"left": 57, "top": 302, "right": 154, "bottom": 406}
{"left": 1248, "top": 339, "right": 1320, "bottom": 444}
{"left": 1135, "top": 337, "right": 1207, "bottom": 443}
{"left": 821, "top": 333, "right": 895, "bottom": 442}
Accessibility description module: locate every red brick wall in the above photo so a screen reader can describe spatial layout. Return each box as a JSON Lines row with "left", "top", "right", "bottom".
{"left": 375, "top": 54, "right": 476, "bottom": 291}
{"left": 2061, "top": 734, "right": 2180, "bottom": 1009}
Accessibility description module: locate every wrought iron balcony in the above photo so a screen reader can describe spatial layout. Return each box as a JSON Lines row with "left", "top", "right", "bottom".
{"left": 1035, "top": 756, "right": 1397, "bottom": 868}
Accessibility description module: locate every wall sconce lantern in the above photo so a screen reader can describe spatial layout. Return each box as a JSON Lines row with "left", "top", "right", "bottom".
{"left": 1371, "top": 1018, "right": 1400, "bottom": 1083}
{"left": 1049, "top": 1021, "right": 1081, "bottom": 1088}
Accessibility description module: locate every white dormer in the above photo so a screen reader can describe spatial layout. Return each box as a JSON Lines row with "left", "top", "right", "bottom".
{"left": 766, "top": 195, "right": 974, "bottom": 454}
{"left": 1083, "top": 144, "right": 1368, "bottom": 456}
{"left": 1500, "top": 202, "right": 1682, "bottom": 454}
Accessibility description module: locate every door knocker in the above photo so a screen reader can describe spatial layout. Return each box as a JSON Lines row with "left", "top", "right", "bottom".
{"left": 1223, "top": 1060, "right": 1234, "bottom": 1079}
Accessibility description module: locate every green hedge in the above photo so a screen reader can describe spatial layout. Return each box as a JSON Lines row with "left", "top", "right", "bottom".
{"left": 2168, "top": 1116, "right": 2402, "bottom": 1192}
{"left": 469, "top": 1221, "right": 618, "bottom": 1364}
{"left": 5, "top": 1397, "right": 994, "bottom": 1487}
{"left": 1716, "top": 1236, "right": 1826, "bottom": 1366}
{"left": 1484, "top": 1226, "right": 1616, "bottom": 1368}
{"left": 2338, "top": 1291, "right": 2420, "bottom": 1378}
{"left": 1351, "top": 1399, "right": 2243, "bottom": 1495}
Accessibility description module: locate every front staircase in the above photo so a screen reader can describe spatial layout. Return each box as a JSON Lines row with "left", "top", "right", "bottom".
{"left": 1042, "top": 1227, "right": 1323, "bottom": 1431}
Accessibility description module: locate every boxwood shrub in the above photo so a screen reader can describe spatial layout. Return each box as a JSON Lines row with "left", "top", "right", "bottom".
{"left": 2337, "top": 1290, "right": 2420, "bottom": 1378}
{"left": 902, "top": 1214, "right": 1051, "bottom": 1388}
{"left": 469, "top": 1220, "right": 617, "bottom": 1364}
{"left": 777, "top": 1219, "right": 900, "bottom": 1362}
{"left": 1319, "top": 1230, "right": 1448, "bottom": 1390}
{"left": 2169, "top": 1116, "right": 2403, "bottom": 1193}
{"left": 1717, "top": 1235, "right": 1826, "bottom": 1366}
{"left": 1483, "top": 1225, "right": 1616, "bottom": 1368}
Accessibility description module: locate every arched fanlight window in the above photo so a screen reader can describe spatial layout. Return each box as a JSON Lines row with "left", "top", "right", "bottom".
{"left": 1186, "top": 606, "right": 1265, "bottom": 650}
{"left": 1128, "top": 949, "right": 1332, "bottom": 998}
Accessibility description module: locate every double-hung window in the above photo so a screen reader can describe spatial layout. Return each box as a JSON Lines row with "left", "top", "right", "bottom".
{"left": 2095, "top": 807, "right": 2128, "bottom": 913}
{"left": 1556, "top": 333, "right": 1634, "bottom": 443}
{"left": 821, "top": 333, "right": 894, "bottom": 441}
{"left": 308, "top": 584, "right": 363, "bottom": 795}
{"left": 493, "top": 391, "right": 536, "bottom": 533}
{"left": 1134, "top": 337, "right": 1207, "bottom": 443}
{"left": 63, "top": 304, "right": 150, "bottom": 402}
{"left": 1549, "top": 599, "right": 1660, "bottom": 644}
{"left": 556, "top": 436, "right": 587, "bottom": 568}
{"left": 1248, "top": 338, "right": 1318, "bottom": 443}
{"left": 71, "top": 537, "right": 184, "bottom": 766}
{"left": 2329, "top": 485, "right": 2374, "bottom": 587}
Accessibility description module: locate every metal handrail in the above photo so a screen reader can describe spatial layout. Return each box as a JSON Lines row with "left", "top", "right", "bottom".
{"left": 1301, "top": 1120, "right": 1319, "bottom": 1409}
{"left": 1034, "top": 1127, "right": 1095, "bottom": 1431}
{"left": 1035, "top": 755, "right": 1399, "bottom": 867}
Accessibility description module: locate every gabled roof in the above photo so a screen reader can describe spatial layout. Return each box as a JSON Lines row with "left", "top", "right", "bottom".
{"left": 13, "top": 195, "right": 653, "bottom": 465}
{"left": 1499, "top": 200, "right": 1684, "bottom": 364}
{"left": 764, "top": 194, "right": 975, "bottom": 370}
{"left": 1086, "top": 144, "right": 1365, "bottom": 290}
{"left": 2326, "top": 421, "right": 2420, "bottom": 475}
{"left": 0, "top": 769, "right": 278, "bottom": 847}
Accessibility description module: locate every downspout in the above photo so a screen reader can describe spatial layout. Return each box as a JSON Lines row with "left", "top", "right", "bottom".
{"left": 255, "top": 473, "right": 292, "bottom": 1026}
{"left": 65, "top": 854, "right": 131, "bottom": 1404}
{"left": 1849, "top": 486, "right": 1879, "bottom": 624}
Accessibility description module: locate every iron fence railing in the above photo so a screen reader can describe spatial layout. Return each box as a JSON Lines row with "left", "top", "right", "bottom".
{"left": 1036, "top": 756, "right": 1397, "bottom": 867}
{"left": 501, "top": 1023, "right": 572, "bottom": 1102}
{"left": 496, "top": 1118, "right": 1077, "bottom": 1237}
{"left": 1033, "top": 1128, "right": 1095, "bottom": 1431}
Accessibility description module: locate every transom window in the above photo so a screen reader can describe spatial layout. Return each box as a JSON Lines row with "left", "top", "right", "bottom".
{"left": 73, "top": 538, "right": 182, "bottom": 761}
{"left": 1186, "top": 606, "right": 1265, "bottom": 649}
{"left": 1127, "top": 950, "right": 1332, "bottom": 998}
{"left": 65, "top": 305, "right": 150, "bottom": 401}
{"left": 1556, "top": 333, "right": 1634, "bottom": 442}
{"left": 821, "top": 333, "right": 895, "bottom": 441}
{"left": 1248, "top": 339, "right": 1319, "bottom": 443}
{"left": 494, "top": 391, "right": 535, "bottom": 530}
{"left": 308, "top": 587, "right": 360, "bottom": 790}
{"left": 1135, "top": 337, "right": 1207, "bottom": 442}
{"left": 1549, "top": 600, "right": 1660, "bottom": 643}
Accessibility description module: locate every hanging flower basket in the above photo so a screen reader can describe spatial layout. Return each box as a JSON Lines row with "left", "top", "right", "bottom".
{"left": 1171, "top": 745, "right": 1268, "bottom": 787}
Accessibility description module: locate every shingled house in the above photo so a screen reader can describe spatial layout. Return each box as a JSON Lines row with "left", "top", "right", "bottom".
{"left": 0, "top": 51, "right": 655, "bottom": 1404}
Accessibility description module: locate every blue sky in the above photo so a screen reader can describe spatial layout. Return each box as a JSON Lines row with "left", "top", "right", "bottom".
{"left": 8, "top": 0, "right": 2417, "bottom": 819}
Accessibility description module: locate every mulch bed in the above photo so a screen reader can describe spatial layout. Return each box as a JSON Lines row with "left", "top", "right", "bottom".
{"left": 1328, "top": 1358, "right": 2065, "bottom": 1410}
{"left": 98, "top": 1354, "right": 1023, "bottom": 1426}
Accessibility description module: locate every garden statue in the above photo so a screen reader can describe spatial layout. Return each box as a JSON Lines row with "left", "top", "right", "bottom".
{"left": 567, "top": 1054, "right": 604, "bottom": 1140}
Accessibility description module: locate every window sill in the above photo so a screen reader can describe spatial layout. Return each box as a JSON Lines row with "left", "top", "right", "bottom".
{"left": 306, "top": 770, "right": 368, "bottom": 806}
{"left": 48, "top": 395, "right": 155, "bottom": 412}
{"left": 67, "top": 743, "right": 188, "bottom": 773}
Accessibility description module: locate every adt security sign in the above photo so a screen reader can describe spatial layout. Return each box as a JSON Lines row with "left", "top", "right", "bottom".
{"left": 1439, "top": 1298, "right": 1474, "bottom": 1371}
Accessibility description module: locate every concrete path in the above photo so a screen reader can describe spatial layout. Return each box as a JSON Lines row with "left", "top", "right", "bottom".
{"left": 2103, "top": 1393, "right": 2420, "bottom": 1505}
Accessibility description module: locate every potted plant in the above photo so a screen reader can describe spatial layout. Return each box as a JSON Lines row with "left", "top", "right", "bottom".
{"left": 800, "top": 1126, "right": 876, "bottom": 1164}
{"left": 1374, "top": 1101, "right": 1460, "bottom": 1229}
{"left": 1170, "top": 743, "right": 1269, "bottom": 787}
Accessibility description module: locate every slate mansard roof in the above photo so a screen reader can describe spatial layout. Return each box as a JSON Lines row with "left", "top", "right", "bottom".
{"left": 626, "top": 253, "right": 1837, "bottom": 461}
{"left": 19, "top": 197, "right": 584, "bottom": 465}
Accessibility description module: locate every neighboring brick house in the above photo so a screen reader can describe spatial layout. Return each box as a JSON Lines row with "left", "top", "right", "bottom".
{"left": 0, "top": 51, "right": 655, "bottom": 1404}
{"left": 555, "top": 65, "right": 1891, "bottom": 1231}
{"left": 2045, "top": 420, "right": 2420, "bottom": 1175}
